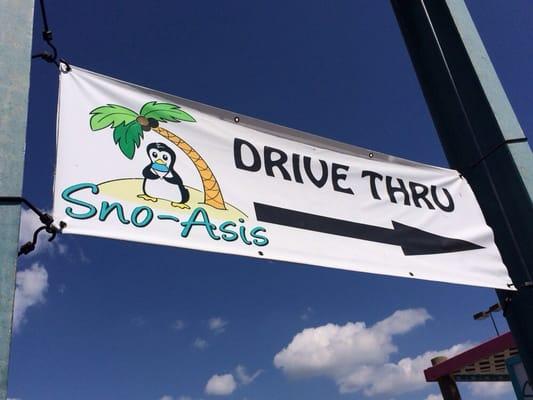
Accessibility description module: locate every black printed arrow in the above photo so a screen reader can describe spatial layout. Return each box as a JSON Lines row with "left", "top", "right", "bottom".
{"left": 253, "top": 203, "right": 483, "bottom": 256}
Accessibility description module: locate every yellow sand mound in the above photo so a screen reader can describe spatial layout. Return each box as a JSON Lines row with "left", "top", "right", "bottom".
{"left": 98, "top": 178, "right": 247, "bottom": 220}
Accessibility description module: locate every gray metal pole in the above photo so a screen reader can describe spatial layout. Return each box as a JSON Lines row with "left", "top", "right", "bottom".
{"left": 0, "top": 1, "right": 35, "bottom": 399}
{"left": 391, "top": 0, "right": 533, "bottom": 382}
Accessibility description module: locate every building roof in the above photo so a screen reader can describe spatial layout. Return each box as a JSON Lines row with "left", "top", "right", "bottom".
{"left": 424, "top": 332, "right": 518, "bottom": 382}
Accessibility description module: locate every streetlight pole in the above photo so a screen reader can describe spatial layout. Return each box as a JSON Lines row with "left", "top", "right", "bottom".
{"left": 489, "top": 313, "right": 500, "bottom": 337}
{"left": 391, "top": 0, "right": 533, "bottom": 382}
{"left": 0, "top": 1, "right": 34, "bottom": 400}
{"left": 474, "top": 303, "right": 502, "bottom": 336}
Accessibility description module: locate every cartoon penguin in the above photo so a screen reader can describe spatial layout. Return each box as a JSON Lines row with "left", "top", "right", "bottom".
{"left": 137, "top": 142, "right": 190, "bottom": 209}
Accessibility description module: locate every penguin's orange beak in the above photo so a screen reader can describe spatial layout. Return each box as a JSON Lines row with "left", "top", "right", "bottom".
{"left": 155, "top": 159, "right": 165, "bottom": 164}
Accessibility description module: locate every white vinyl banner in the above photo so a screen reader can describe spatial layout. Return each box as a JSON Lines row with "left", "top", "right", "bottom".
{"left": 53, "top": 66, "right": 512, "bottom": 289}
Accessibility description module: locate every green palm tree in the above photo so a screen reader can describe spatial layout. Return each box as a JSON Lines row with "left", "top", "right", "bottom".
{"left": 89, "top": 101, "right": 226, "bottom": 210}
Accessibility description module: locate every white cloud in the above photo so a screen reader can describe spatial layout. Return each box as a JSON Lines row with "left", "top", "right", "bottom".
{"left": 205, "top": 374, "right": 237, "bottom": 396}
{"left": 425, "top": 394, "right": 443, "bottom": 400}
{"left": 274, "top": 309, "right": 431, "bottom": 377}
{"left": 193, "top": 338, "right": 209, "bottom": 350}
{"left": 204, "top": 365, "right": 262, "bottom": 397}
{"left": 131, "top": 316, "right": 147, "bottom": 327}
{"left": 466, "top": 381, "right": 513, "bottom": 398}
{"left": 345, "top": 343, "right": 468, "bottom": 396}
{"left": 173, "top": 320, "right": 186, "bottom": 331}
{"left": 79, "top": 248, "right": 90, "bottom": 263}
{"left": 19, "top": 207, "right": 65, "bottom": 256}
{"left": 235, "top": 365, "right": 262, "bottom": 385}
{"left": 274, "top": 308, "right": 471, "bottom": 397}
{"left": 160, "top": 396, "right": 174, "bottom": 400}
{"left": 13, "top": 263, "right": 49, "bottom": 332}
{"left": 178, "top": 396, "right": 192, "bottom": 400}
{"left": 300, "top": 307, "right": 313, "bottom": 321}
{"left": 208, "top": 317, "right": 228, "bottom": 334}
{"left": 58, "top": 283, "right": 66, "bottom": 294}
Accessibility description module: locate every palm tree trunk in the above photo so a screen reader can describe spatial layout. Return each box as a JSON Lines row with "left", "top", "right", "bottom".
{"left": 153, "top": 126, "right": 226, "bottom": 210}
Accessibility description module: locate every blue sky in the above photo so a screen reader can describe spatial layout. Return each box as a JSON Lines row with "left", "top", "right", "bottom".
{"left": 8, "top": 1, "right": 532, "bottom": 399}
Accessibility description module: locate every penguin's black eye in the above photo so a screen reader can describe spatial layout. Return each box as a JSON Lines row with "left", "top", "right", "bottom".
{"left": 152, "top": 152, "right": 158, "bottom": 158}
{"left": 162, "top": 154, "right": 168, "bottom": 161}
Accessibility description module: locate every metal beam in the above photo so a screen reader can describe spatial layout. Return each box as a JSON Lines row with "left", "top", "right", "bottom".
{"left": 391, "top": 0, "right": 533, "bottom": 382}
{"left": 0, "top": 1, "right": 35, "bottom": 399}
{"left": 431, "top": 356, "right": 462, "bottom": 400}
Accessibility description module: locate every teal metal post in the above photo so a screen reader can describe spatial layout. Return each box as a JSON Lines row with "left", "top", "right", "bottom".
{"left": 0, "top": 1, "right": 35, "bottom": 399}
{"left": 391, "top": 0, "right": 533, "bottom": 382}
